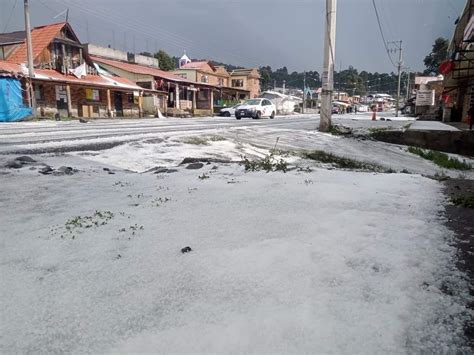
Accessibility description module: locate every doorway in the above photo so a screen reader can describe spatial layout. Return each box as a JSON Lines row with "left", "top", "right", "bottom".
{"left": 114, "top": 92, "right": 123, "bottom": 117}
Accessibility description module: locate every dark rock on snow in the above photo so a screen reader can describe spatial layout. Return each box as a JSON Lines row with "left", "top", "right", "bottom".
{"left": 56, "top": 166, "right": 75, "bottom": 175}
{"left": 181, "top": 246, "right": 192, "bottom": 254}
{"left": 5, "top": 160, "right": 24, "bottom": 169}
{"left": 185, "top": 162, "right": 204, "bottom": 170}
{"left": 15, "top": 156, "right": 36, "bottom": 163}
{"left": 39, "top": 166, "right": 54, "bottom": 175}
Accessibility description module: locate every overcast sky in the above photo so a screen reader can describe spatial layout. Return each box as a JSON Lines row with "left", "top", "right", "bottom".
{"left": 0, "top": 0, "right": 466, "bottom": 73}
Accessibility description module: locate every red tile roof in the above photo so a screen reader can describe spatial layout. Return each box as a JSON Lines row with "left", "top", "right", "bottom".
{"left": 92, "top": 56, "right": 191, "bottom": 83}
{"left": 33, "top": 69, "right": 144, "bottom": 91}
{"left": 180, "top": 61, "right": 216, "bottom": 71}
{"left": 0, "top": 61, "right": 144, "bottom": 91}
{"left": 6, "top": 22, "right": 67, "bottom": 64}
{"left": 0, "top": 61, "right": 23, "bottom": 76}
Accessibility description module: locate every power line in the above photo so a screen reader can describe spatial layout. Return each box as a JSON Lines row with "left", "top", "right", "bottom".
{"left": 371, "top": 0, "right": 397, "bottom": 68}
{"left": 2, "top": 0, "right": 19, "bottom": 32}
{"left": 63, "top": 0, "right": 263, "bottom": 66}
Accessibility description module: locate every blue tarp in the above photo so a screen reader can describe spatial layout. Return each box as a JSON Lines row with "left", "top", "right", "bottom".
{"left": 0, "top": 78, "right": 32, "bottom": 122}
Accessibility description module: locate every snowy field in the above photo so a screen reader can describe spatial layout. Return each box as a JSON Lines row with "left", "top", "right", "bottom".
{"left": 0, "top": 115, "right": 472, "bottom": 353}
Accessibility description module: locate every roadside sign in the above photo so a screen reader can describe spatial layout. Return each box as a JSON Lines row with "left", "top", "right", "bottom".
{"left": 415, "top": 90, "right": 435, "bottom": 106}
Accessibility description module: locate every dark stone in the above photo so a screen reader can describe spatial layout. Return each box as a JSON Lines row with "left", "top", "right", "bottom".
{"left": 186, "top": 163, "right": 204, "bottom": 170}
{"left": 79, "top": 118, "right": 89, "bottom": 123}
{"left": 180, "top": 157, "right": 233, "bottom": 165}
{"left": 15, "top": 156, "right": 36, "bottom": 163}
{"left": 166, "top": 169, "right": 178, "bottom": 173}
{"left": 39, "top": 166, "right": 54, "bottom": 175}
{"left": 57, "top": 166, "right": 75, "bottom": 175}
{"left": 5, "top": 160, "right": 24, "bottom": 169}
{"left": 108, "top": 171, "right": 115, "bottom": 175}
{"left": 181, "top": 246, "right": 192, "bottom": 254}
{"left": 103, "top": 167, "right": 111, "bottom": 171}
{"left": 380, "top": 117, "right": 386, "bottom": 121}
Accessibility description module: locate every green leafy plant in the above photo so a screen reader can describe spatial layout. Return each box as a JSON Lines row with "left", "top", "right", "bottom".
{"left": 242, "top": 153, "right": 287, "bottom": 173}
{"left": 52, "top": 210, "right": 115, "bottom": 239}
{"left": 198, "top": 173, "right": 210, "bottom": 180}
{"left": 408, "top": 146, "right": 471, "bottom": 170}
{"left": 152, "top": 197, "right": 171, "bottom": 206}
{"left": 303, "top": 150, "right": 388, "bottom": 172}
{"left": 451, "top": 195, "right": 474, "bottom": 208}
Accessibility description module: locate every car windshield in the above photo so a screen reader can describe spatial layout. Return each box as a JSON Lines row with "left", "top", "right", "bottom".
{"left": 244, "top": 99, "right": 261, "bottom": 105}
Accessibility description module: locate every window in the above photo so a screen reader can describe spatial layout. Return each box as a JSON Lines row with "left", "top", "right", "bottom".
{"left": 85, "top": 88, "right": 100, "bottom": 101}
{"left": 232, "top": 79, "right": 244, "bottom": 87}
{"left": 218, "top": 78, "right": 224, "bottom": 86}
{"left": 127, "top": 94, "right": 134, "bottom": 103}
{"left": 201, "top": 75, "right": 209, "bottom": 83}
{"left": 137, "top": 82, "right": 152, "bottom": 90}
{"left": 34, "top": 84, "right": 44, "bottom": 101}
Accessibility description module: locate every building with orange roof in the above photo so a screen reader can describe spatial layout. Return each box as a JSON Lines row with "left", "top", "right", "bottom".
{"left": 0, "top": 22, "right": 150, "bottom": 119}
{"left": 230, "top": 68, "right": 261, "bottom": 99}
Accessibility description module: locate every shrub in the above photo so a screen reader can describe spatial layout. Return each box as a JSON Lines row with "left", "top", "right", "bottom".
{"left": 242, "top": 154, "right": 287, "bottom": 173}
{"left": 408, "top": 146, "right": 471, "bottom": 170}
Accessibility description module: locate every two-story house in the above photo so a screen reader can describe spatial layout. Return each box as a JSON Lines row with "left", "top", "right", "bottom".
{"left": 173, "top": 53, "right": 254, "bottom": 107}
{"left": 230, "top": 68, "right": 261, "bottom": 98}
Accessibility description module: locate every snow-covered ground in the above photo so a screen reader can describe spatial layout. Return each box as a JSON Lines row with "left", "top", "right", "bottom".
{"left": 0, "top": 116, "right": 473, "bottom": 353}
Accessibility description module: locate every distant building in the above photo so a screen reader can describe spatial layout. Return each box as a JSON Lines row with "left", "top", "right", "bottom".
{"left": 414, "top": 75, "right": 444, "bottom": 117}
{"left": 230, "top": 68, "right": 260, "bottom": 98}
{"left": 260, "top": 90, "right": 302, "bottom": 114}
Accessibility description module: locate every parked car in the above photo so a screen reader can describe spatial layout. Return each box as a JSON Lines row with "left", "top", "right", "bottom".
{"left": 219, "top": 104, "right": 240, "bottom": 117}
{"left": 331, "top": 106, "right": 340, "bottom": 114}
{"left": 235, "top": 98, "right": 276, "bottom": 120}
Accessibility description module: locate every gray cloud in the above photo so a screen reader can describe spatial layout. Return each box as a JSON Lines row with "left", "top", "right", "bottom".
{"left": 0, "top": 0, "right": 465, "bottom": 73}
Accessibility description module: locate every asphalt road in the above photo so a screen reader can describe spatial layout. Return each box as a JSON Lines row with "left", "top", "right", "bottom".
{"left": 0, "top": 116, "right": 319, "bottom": 154}
{"left": 0, "top": 113, "right": 412, "bottom": 155}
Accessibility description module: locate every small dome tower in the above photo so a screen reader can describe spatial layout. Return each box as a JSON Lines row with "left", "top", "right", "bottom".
{"left": 179, "top": 51, "right": 191, "bottom": 68}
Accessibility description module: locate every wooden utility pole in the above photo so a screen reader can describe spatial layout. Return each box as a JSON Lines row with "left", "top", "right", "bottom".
{"left": 389, "top": 40, "right": 403, "bottom": 117}
{"left": 406, "top": 69, "right": 410, "bottom": 100}
{"left": 24, "top": 0, "right": 36, "bottom": 118}
{"left": 319, "top": 0, "right": 337, "bottom": 132}
{"left": 396, "top": 41, "right": 403, "bottom": 117}
{"left": 302, "top": 71, "right": 306, "bottom": 113}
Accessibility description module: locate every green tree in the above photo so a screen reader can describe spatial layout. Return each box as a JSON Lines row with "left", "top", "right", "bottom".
{"left": 259, "top": 66, "right": 272, "bottom": 89}
{"left": 423, "top": 37, "right": 449, "bottom": 75}
{"left": 154, "top": 49, "right": 175, "bottom": 71}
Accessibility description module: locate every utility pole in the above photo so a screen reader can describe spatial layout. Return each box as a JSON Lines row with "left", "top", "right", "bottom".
{"left": 24, "top": 0, "right": 36, "bottom": 118}
{"left": 283, "top": 80, "right": 286, "bottom": 95}
{"left": 273, "top": 79, "right": 276, "bottom": 91}
{"left": 302, "top": 71, "right": 306, "bottom": 114}
{"left": 319, "top": 0, "right": 337, "bottom": 132}
{"left": 406, "top": 69, "right": 410, "bottom": 100}
{"left": 389, "top": 40, "right": 403, "bottom": 117}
